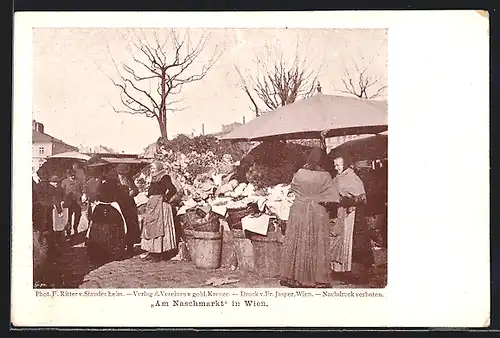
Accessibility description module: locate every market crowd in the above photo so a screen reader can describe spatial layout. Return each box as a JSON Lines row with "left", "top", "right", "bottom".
{"left": 32, "top": 156, "right": 183, "bottom": 288}
{"left": 32, "top": 143, "right": 384, "bottom": 289}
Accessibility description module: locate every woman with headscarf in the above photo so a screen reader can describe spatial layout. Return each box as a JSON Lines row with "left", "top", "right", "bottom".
{"left": 116, "top": 163, "right": 140, "bottom": 257}
{"left": 331, "top": 154, "right": 374, "bottom": 284}
{"left": 140, "top": 161, "right": 177, "bottom": 262}
{"left": 85, "top": 158, "right": 128, "bottom": 266}
{"left": 280, "top": 147, "right": 340, "bottom": 288}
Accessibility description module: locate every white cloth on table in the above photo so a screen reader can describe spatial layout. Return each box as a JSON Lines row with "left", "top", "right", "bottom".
{"left": 211, "top": 205, "right": 227, "bottom": 217}
{"left": 241, "top": 214, "right": 270, "bottom": 236}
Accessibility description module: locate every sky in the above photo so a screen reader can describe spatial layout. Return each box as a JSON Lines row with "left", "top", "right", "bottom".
{"left": 33, "top": 28, "right": 387, "bottom": 153}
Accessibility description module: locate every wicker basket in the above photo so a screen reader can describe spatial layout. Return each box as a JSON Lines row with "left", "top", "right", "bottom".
{"left": 182, "top": 209, "right": 221, "bottom": 232}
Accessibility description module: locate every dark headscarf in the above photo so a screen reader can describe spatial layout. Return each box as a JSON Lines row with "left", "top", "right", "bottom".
{"left": 303, "top": 147, "right": 326, "bottom": 172}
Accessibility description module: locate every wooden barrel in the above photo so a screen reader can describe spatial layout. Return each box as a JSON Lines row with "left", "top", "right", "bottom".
{"left": 250, "top": 231, "right": 283, "bottom": 277}
{"left": 183, "top": 229, "right": 195, "bottom": 261}
{"left": 220, "top": 230, "right": 238, "bottom": 268}
{"left": 192, "top": 230, "right": 223, "bottom": 270}
{"left": 232, "top": 229, "right": 254, "bottom": 271}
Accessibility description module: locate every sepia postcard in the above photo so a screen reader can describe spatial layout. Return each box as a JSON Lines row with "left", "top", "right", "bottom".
{"left": 12, "top": 10, "right": 489, "bottom": 328}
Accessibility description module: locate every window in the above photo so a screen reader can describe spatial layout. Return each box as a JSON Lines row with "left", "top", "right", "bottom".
{"left": 38, "top": 146, "right": 44, "bottom": 155}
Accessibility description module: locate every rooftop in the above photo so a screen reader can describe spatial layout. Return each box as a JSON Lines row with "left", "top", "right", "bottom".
{"left": 32, "top": 129, "right": 78, "bottom": 150}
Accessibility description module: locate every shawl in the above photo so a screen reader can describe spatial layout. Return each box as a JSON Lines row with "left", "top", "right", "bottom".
{"left": 333, "top": 168, "right": 366, "bottom": 198}
{"left": 291, "top": 168, "right": 340, "bottom": 203}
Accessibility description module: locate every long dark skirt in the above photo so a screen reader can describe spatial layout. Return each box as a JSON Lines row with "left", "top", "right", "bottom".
{"left": 280, "top": 199, "right": 331, "bottom": 287}
{"left": 352, "top": 208, "right": 375, "bottom": 268}
{"left": 120, "top": 195, "right": 140, "bottom": 249}
{"left": 86, "top": 204, "right": 126, "bottom": 265}
{"left": 38, "top": 230, "right": 67, "bottom": 287}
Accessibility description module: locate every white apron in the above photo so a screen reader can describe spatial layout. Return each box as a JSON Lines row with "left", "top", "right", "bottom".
{"left": 86, "top": 201, "right": 128, "bottom": 238}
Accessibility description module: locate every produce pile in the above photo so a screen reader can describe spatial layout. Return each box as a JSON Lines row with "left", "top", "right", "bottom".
{"left": 134, "top": 140, "right": 313, "bottom": 235}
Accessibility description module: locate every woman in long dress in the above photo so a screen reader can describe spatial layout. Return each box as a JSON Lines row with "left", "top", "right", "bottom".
{"left": 85, "top": 162, "right": 128, "bottom": 266}
{"left": 140, "top": 161, "right": 178, "bottom": 262}
{"left": 331, "top": 155, "right": 374, "bottom": 284}
{"left": 280, "top": 148, "right": 340, "bottom": 288}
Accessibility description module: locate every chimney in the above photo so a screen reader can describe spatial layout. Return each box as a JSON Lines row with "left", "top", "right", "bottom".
{"left": 33, "top": 120, "right": 45, "bottom": 133}
{"left": 316, "top": 82, "right": 322, "bottom": 94}
{"left": 242, "top": 116, "right": 246, "bottom": 124}
{"left": 201, "top": 124, "right": 205, "bottom": 136}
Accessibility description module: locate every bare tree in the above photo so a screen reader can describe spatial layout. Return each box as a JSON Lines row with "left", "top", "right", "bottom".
{"left": 103, "top": 29, "right": 222, "bottom": 140}
{"left": 235, "top": 46, "right": 321, "bottom": 117}
{"left": 336, "top": 57, "right": 387, "bottom": 99}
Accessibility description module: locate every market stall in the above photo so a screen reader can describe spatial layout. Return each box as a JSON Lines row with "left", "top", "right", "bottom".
{"left": 130, "top": 94, "right": 388, "bottom": 276}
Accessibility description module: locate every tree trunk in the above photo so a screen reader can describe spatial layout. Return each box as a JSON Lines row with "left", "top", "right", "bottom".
{"left": 158, "top": 117, "right": 167, "bottom": 140}
{"left": 160, "top": 69, "right": 168, "bottom": 140}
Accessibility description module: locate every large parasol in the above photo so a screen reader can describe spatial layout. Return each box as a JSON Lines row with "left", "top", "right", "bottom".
{"left": 86, "top": 154, "right": 151, "bottom": 178}
{"left": 37, "top": 151, "right": 91, "bottom": 180}
{"left": 220, "top": 94, "right": 387, "bottom": 141}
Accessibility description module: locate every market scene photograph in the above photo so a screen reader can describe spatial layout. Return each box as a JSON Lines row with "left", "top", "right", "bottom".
{"left": 31, "top": 28, "right": 388, "bottom": 290}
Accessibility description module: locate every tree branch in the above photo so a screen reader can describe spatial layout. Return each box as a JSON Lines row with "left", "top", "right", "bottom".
{"left": 336, "top": 57, "right": 386, "bottom": 99}
{"left": 105, "top": 29, "right": 221, "bottom": 140}
{"left": 235, "top": 47, "right": 321, "bottom": 114}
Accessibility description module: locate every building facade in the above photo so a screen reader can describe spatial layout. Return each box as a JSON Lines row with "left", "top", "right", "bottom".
{"left": 32, "top": 120, "right": 78, "bottom": 175}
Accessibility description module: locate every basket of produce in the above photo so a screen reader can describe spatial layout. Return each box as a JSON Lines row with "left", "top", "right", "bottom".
{"left": 181, "top": 208, "right": 221, "bottom": 233}
{"left": 226, "top": 203, "right": 260, "bottom": 230}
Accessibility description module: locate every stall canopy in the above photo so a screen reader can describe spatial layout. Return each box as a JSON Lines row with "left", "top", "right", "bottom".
{"left": 48, "top": 151, "right": 91, "bottom": 161}
{"left": 86, "top": 154, "right": 151, "bottom": 178}
{"left": 328, "top": 134, "right": 388, "bottom": 164}
{"left": 38, "top": 152, "right": 151, "bottom": 180}
{"left": 219, "top": 94, "right": 388, "bottom": 141}
{"left": 37, "top": 151, "right": 91, "bottom": 179}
